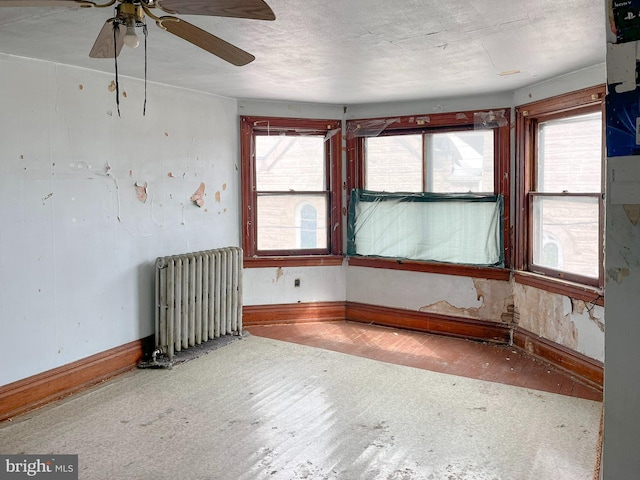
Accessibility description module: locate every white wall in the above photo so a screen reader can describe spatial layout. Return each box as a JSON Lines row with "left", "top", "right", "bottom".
{"left": 346, "top": 92, "right": 513, "bottom": 119}
{"left": 243, "top": 264, "right": 346, "bottom": 306}
{"left": 513, "top": 63, "right": 606, "bottom": 106}
{"left": 0, "top": 54, "right": 240, "bottom": 386}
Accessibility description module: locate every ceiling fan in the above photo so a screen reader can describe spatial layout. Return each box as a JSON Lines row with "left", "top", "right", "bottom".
{"left": 0, "top": 0, "right": 276, "bottom": 66}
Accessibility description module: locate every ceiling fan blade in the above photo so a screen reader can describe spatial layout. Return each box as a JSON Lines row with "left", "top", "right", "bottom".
{"left": 158, "top": 17, "right": 255, "bottom": 66}
{"left": 89, "top": 19, "right": 125, "bottom": 58}
{"left": 0, "top": 0, "right": 93, "bottom": 6}
{"left": 155, "top": 0, "right": 275, "bottom": 21}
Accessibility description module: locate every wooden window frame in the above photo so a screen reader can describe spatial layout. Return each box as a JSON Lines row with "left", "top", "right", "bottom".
{"left": 515, "top": 85, "right": 605, "bottom": 304}
{"left": 345, "top": 109, "right": 511, "bottom": 279}
{"left": 240, "top": 116, "right": 343, "bottom": 267}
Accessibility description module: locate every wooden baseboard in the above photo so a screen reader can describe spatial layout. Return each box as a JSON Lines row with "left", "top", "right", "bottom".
{"left": 346, "top": 301, "right": 512, "bottom": 344}
{"left": 513, "top": 328, "right": 604, "bottom": 390}
{"left": 0, "top": 338, "right": 146, "bottom": 422}
{"left": 1, "top": 303, "right": 604, "bottom": 423}
{"left": 243, "top": 301, "right": 346, "bottom": 326}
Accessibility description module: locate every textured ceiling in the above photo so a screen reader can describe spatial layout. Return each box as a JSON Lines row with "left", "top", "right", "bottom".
{"left": 0, "top": 0, "right": 607, "bottom": 104}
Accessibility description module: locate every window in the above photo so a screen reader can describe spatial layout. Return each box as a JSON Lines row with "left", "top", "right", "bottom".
{"left": 240, "top": 116, "right": 342, "bottom": 261}
{"left": 346, "top": 110, "right": 510, "bottom": 273}
{"left": 515, "top": 86, "right": 605, "bottom": 292}
{"left": 365, "top": 130, "right": 495, "bottom": 193}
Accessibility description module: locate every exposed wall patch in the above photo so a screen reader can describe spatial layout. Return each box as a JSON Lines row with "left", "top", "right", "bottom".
{"left": 274, "top": 267, "right": 284, "bottom": 283}
{"left": 108, "top": 80, "right": 116, "bottom": 93}
{"left": 572, "top": 299, "right": 605, "bottom": 333}
{"left": 417, "top": 279, "right": 512, "bottom": 322}
{"left": 135, "top": 182, "right": 148, "bottom": 203}
{"left": 191, "top": 182, "right": 206, "bottom": 207}
{"left": 215, "top": 191, "right": 221, "bottom": 202}
{"left": 513, "top": 283, "right": 578, "bottom": 350}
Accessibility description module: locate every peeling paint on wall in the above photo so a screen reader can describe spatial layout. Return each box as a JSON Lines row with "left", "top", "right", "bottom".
{"left": 572, "top": 299, "right": 605, "bottom": 333}
{"left": 418, "top": 278, "right": 513, "bottom": 323}
{"left": 215, "top": 191, "right": 221, "bottom": 202}
{"left": 191, "top": 182, "right": 206, "bottom": 207}
{"left": 134, "top": 182, "right": 148, "bottom": 203}
{"left": 274, "top": 267, "right": 284, "bottom": 284}
{"left": 513, "top": 283, "right": 578, "bottom": 350}
{"left": 108, "top": 80, "right": 116, "bottom": 92}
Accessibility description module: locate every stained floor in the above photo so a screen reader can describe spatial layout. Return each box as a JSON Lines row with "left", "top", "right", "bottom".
{"left": 0, "top": 328, "right": 602, "bottom": 480}
{"left": 246, "top": 320, "right": 602, "bottom": 402}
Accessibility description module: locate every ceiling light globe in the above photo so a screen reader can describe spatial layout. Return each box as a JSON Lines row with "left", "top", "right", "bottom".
{"left": 123, "top": 25, "right": 139, "bottom": 48}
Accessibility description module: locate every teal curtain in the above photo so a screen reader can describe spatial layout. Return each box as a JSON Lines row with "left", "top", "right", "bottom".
{"left": 348, "top": 190, "right": 503, "bottom": 266}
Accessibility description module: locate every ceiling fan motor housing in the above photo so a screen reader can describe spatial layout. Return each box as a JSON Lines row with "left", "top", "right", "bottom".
{"left": 117, "top": 1, "right": 144, "bottom": 26}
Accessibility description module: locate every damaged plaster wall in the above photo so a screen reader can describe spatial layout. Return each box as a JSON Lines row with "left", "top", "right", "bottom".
{"left": 417, "top": 277, "right": 514, "bottom": 324}
{"left": 346, "top": 266, "right": 513, "bottom": 324}
{"left": 0, "top": 54, "right": 239, "bottom": 386}
{"left": 513, "top": 284, "right": 604, "bottom": 362}
{"left": 603, "top": 156, "right": 640, "bottom": 477}
{"left": 347, "top": 266, "right": 604, "bottom": 362}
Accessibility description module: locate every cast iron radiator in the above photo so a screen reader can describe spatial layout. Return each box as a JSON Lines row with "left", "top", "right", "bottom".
{"left": 155, "top": 247, "right": 243, "bottom": 360}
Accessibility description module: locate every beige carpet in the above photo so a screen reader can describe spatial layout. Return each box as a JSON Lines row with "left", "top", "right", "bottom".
{"left": 0, "top": 334, "right": 602, "bottom": 480}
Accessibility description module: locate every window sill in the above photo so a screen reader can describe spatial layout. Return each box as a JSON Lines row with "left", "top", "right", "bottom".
{"left": 347, "top": 256, "right": 510, "bottom": 281}
{"left": 514, "top": 271, "right": 604, "bottom": 306}
{"left": 244, "top": 256, "right": 345, "bottom": 268}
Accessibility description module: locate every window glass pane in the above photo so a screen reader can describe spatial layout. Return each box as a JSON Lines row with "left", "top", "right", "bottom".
{"left": 257, "top": 194, "right": 327, "bottom": 250}
{"left": 429, "top": 130, "right": 494, "bottom": 193}
{"left": 299, "top": 204, "right": 318, "bottom": 248}
{"left": 532, "top": 196, "right": 600, "bottom": 278}
{"left": 365, "top": 135, "right": 422, "bottom": 192}
{"left": 255, "top": 135, "right": 325, "bottom": 191}
{"left": 537, "top": 113, "right": 602, "bottom": 193}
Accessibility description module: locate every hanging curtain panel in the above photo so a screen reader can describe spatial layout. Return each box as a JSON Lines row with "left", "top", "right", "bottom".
{"left": 348, "top": 190, "right": 503, "bottom": 266}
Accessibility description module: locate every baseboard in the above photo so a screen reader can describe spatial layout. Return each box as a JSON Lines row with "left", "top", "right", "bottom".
{"left": 1, "top": 303, "right": 603, "bottom": 423}
{"left": 243, "top": 301, "right": 346, "bottom": 326}
{"left": 0, "top": 338, "right": 147, "bottom": 422}
{"left": 513, "top": 328, "right": 604, "bottom": 390}
{"left": 345, "top": 301, "right": 512, "bottom": 344}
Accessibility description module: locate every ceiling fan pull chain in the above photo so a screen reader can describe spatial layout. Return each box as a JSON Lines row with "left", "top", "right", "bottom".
{"left": 143, "top": 23, "right": 148, "bottom": 116}
{"left": 113, "top": 21, "right": 121, "bottom": 118}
